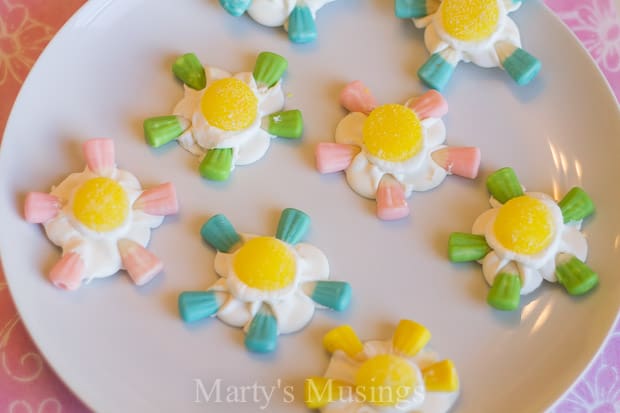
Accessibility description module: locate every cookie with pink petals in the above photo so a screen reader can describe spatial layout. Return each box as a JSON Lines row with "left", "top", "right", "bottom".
{"left": 316, "top": 81, "right": 481, "bottom": 221}
{"left": 24, "top": 138, "right": 178, "bottom": 290}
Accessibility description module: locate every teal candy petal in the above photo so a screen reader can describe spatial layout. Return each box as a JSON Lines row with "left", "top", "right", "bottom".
{"left": 288, "top": 5, "right": 317, "bottom": 44}
{"left": 178, "top": 291, "right": 224, "bottom": 322}
{"left": 219, "top": 0, "right": 252, "bottom": 16}
{"left": 201, "top": 214, "right": 241, "bottom": 253}
{"left": 418, "top": 53, "right": 456, "bottom": 91}
{"left": 395, "top": 0, "right": 430, "bottom": 18}
{"left": 276, "top": 208, "right": 310, "bottom": 244}
{"left": 503, "top": 48, "right": 541, "bottom": 86}
{"left": 245, "top": 305, "right": 278, "bottom": 353}
{"left": 310, "top": 281, "right": 352, "bottom": 311}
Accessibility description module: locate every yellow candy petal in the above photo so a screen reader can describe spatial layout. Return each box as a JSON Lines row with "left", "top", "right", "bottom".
{"left": 422, "top": 359, "right": 459, "bottom": 392}
{"left": 323, "top": 325, "right": 364, "bottom": 357}
{"left": 392, "top": 319, "right": 431, "bottom": 357}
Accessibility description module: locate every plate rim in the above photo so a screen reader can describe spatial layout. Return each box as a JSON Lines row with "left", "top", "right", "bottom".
{"left": 0, "top": 1, "right": 619, "bottom": 412}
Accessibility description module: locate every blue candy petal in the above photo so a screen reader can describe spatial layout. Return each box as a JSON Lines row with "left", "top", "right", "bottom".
{"left": 288, "top": 5, "right": 318, "bottom": 44}
{"left": 310, "top": 281, "right": 352, "bottom": 312}
{"left": 178, "top": 291, "right": 225, "bottom": 323}
{"left": 201, "top": 214, "right": 241, "bottom": 253}
{"left": 418, "top": 53, "right": 456, "bottom": 91}
{"left": 245, "top": 306, "right": 278, "bottom": 353}
{"left": 276, "top": 208, "right": 310, "bottom": 245}
{"left": 219, "top": 0, "right": 252, "bottom": 16}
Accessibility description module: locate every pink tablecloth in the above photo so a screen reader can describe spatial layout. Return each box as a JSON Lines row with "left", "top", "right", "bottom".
{"left": 0, "top": 1, "right": 618, "bottom": 411}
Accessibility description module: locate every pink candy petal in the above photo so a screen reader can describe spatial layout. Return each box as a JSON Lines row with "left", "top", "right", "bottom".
{"left": 340, "top": 80, "right": 378, "bottom": 114}
{"left": 49, "top": 252, "right": 85, "bottom": 291}
{"left": 406, "top": 90, "right": 449, "bottom": 119}
{"left": 118, "top": 239, "right": 163, "bottom": 286}
{"left": 431, "top": 146, "right": 481, "bottom": 179}
{"left": 315, "top": 143, "right": 360, "bottom": 174}
{"left": 134, "top": 182, "right": 179, "bottom": 216}
{"left": 376, "top": 175, "right": 409, "bottom": 220}
{"left": 83, "top": 138, "right": 115, "bottom": 175}
{"left": 24, "top": 192, "right": 61, "bottom": 223}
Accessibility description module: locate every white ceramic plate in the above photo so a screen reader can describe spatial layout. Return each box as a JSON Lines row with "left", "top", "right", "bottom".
{"left": 1, "top": 0, "right": 619, "bottom": 412}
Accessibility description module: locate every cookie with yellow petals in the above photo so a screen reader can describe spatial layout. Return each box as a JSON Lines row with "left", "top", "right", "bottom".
{"left": 306, "top": 320, "right": 459, "bottom": 412}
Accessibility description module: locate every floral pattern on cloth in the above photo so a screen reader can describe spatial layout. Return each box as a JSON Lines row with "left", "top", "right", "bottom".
{"left": 546, "top": 0, "right": 620, "bottom": 92}
{"left": 0, "top": 0, "right": 618, "bottom": 412}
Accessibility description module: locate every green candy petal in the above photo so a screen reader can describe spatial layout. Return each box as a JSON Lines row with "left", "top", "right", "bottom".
{"left": 487, "top": 273, "right": 521, "bottom": 311}
{"left": 555, "top": 255, "right": 599, "bottom": 296}
{"left": 173, "top": 53, "right": 206, "bottom": 90}
{"left": 199, "top": 148, "right": 233, "bottom": 181}
{"left": 558, "top": 187, "right": 595, "bottom": 223}
{"left": 266, "top": 110, "right": 303, "bottom": 139}
{"left": 486, "top": 167, "right": 524, "bottom": 204}
{"left": 448, "top": 233, "right": 491, "bottom": 262}
{"left": 143, "top": 115, "right": 189, "bottom": 148}
{"left": 253, "top": 52, "right": 288, "bottom": 88}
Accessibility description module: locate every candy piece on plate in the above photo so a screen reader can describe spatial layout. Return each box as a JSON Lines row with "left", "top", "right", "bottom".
{"left": 396, "top": 0, "right": 541, "bottom": 90}
{"left": 178, "top": 290, "right": 228, "bottom": 323}
{"left": 315, "top": 143, "right": 360, "bottom": 174}
{"left": 264, "top": 110, "right": 304, "bottom": 139}
{"left": 449, "top": 167, "right": 598, "bottom": 310}
{"left": 317, "top": 80, "right": 480, "bottom": 220}
{"left": 134, "top": 182, "right": 179, "bottom": 216}
{"left": 143, "top": 51, "right": 303, "bottom": 182}
{"left": 143, "top": 115, "right": 191, "bottom": 148}
{"left": 179, "top": 208, "right": 352, "bottom": 353}
{"left": 23, "top": 138, "right": 178, "bottom": 290}
{"left": 305, "top": 320, "right": 460, "bottom": 412}
{"left": 218, "top": 0, "right": 337, "bottom": 44}
{"left": 172, "top": 52, "right": 206, "bottom": 90}
{"left": 24, "top": 192, "right": 61, "bottom": 223}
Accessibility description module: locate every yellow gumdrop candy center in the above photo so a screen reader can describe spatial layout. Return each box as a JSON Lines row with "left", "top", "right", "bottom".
{"left": 200, "top": 78, "right": 258, "bottom": 131}
{"left": 72, "top": 177, "right": 129, "bottom": 232}
{"left": 355, "top": 354, "right": 416, "bottom": 407}
{"left": 440, "top": 0, "right": 500, "bottom": 41}
{"left": 233, "top": 237, "right": 296, "bottom": 291}
{"left": 362, "top": 104, "right": 423, "bottom": 162}
{"left": 493, "top": 196, "right": 555, "bottom": 255}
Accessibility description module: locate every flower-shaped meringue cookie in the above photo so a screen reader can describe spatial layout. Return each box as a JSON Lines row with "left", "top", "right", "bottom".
{"left": 395, "top": 0, "right": 541, "bottom": 90}
{"left": 23, "top": 138, "right": 179, "bottom": 290}
{"left": 316, "top": 80, "right": 480, "bottom": 221}
{"left": 178, "top": 208, "right": 352, "bottom": 353}
{"left": 144, "top": 52, "right": 303, "bottom": 181}
{"left": 219, "top": 0, "right": 336, "bottom": 43}
{"left": 305, "top": 320, "right": 459, "bottom": 413}
{"left": 449, "top": 167, "right": 599, "bottom": 311}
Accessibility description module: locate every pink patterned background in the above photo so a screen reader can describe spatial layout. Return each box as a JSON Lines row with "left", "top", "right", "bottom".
{"left": 0, "top": 0, "right": 618, "bottom": 411}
